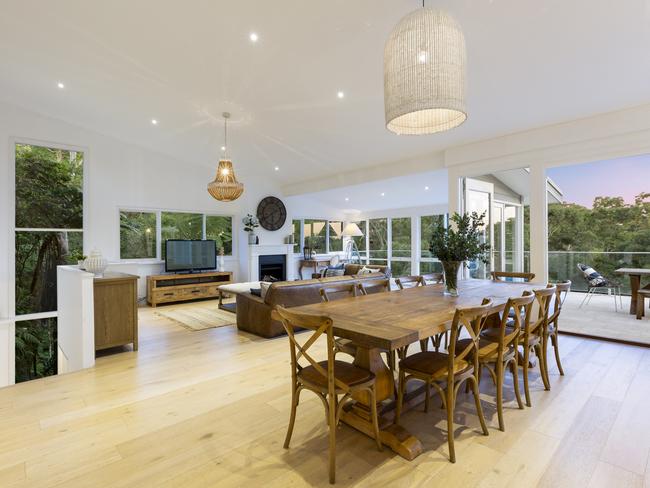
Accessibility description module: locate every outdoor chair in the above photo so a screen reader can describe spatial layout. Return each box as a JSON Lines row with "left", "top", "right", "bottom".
{"left": 577, "top": 263, "right": 623, "bottom": 311}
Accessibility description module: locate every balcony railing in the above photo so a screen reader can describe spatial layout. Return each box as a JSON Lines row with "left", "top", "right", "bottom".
{"left": 548, "top": 251, "right": 650, "bottom": 295}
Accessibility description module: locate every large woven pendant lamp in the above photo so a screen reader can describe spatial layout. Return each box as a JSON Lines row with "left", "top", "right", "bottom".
{"left": 207, "top": 112, "right": 244, "bottom": 202}
{"left": 384, "top": 2, "right": 467, "bottom": 135}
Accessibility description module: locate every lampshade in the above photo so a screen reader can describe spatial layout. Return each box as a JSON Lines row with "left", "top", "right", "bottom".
{"left": 207, "top": 160, "right": 244, "bottom": 202}
{"left": 384, "top": 8, "right": 467, "bottom": 135}
{"left": 341, "top": 222, "right": 364, "bottom": 237}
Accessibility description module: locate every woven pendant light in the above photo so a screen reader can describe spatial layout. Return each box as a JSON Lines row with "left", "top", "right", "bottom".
{"left": 384, "top": 5, "right": 467, "bottom": 135}
{"left": 207, "top": 113, "right": 244, "bottom": 202}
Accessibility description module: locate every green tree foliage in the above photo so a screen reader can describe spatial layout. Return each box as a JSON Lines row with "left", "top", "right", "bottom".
{"left": 120, "top": 211, "right": 157, "bottom": 259}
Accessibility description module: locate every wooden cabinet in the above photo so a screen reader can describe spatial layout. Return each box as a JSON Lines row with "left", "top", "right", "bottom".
{"left": 146, "top": 271, "right": 233, "bottom": 307}
{"left": 94, "top": 273, "right": 139, "bottom": 351}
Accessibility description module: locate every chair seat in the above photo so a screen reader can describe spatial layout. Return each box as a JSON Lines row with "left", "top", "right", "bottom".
{"left": 335, "top": 338, "right": 357, "bottom": 355}
{"left": 298, "top": 360, "right": 374, "bottom": 389}
{"left": 399, "top": 351, "right": 470, "bottom": 379}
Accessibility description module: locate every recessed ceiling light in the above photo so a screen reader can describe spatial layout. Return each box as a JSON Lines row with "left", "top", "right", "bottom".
{"left": 337, "top": 91, "right": 345, "bottom": 99}
{"left": 381, "top": 192, "right": 385, "bottom": 197}
{"left": 221, "top": 145, "right": 226, "bottom": 151}
{"left": 57, "top": 82, "right": 65, "bottom": 89}
{"left": 274, "top": 166, "right": 279, "bottom": 171}
{"left": 249, "top": 32, "right": 259, "bottom": 42}
{"left": 151, "top": 119, "right": 158, "bottom": 125}
{"left": 425, "top": 186, "right": 429, "bottom": 190}
{"left": 345, "top": 197, "right": 349, "bottom": 202}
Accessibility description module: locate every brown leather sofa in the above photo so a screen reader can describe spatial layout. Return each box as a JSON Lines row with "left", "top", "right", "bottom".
{"left": 236, "top": 268, "right": 390, "bottom": 338}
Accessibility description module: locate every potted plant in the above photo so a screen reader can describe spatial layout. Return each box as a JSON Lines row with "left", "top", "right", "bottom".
{"left": 429, "top": 212, "right": 490, "bottom": 296}
{"left": 69, "top": 250, "right": 87, "bottom": 269}
{"left": 242, "top": 213, "right": 260, "bottom": 245}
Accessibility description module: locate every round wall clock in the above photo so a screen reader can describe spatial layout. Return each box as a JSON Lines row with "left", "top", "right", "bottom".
{"left": 256, "top": 196, "right": 287, "bottom": 231}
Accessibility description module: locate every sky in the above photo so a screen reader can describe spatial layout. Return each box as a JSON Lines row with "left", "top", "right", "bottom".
{"left": 546, "top": 155, "right": 650, "bottom": 208}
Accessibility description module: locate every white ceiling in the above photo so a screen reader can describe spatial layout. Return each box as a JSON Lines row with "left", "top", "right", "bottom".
{"left": 1, "top": 0, "right": 649, "bottom": 188}
{"left": 297, "top": 169, "right": 449, "bottom": 214}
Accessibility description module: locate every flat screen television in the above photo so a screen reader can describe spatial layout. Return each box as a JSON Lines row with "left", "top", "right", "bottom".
{"left": 165, "top": 240, "right": 216, "bottom": 273}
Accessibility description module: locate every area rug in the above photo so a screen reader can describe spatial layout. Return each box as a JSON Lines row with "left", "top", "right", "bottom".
{"left": 154, "top": 301, "right": 236, "bottom": 331}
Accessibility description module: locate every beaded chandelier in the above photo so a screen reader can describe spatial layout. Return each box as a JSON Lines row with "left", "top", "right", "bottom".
{"left": 207, "top": 112, "right": 244, "bottom": 202}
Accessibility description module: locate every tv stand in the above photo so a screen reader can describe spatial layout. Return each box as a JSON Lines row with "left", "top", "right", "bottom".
{"left": 146, "top": 271, "right": 233, "bottom": 307}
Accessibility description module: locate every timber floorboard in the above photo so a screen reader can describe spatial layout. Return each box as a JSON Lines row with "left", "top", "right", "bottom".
{"left": 0, "top": 302, "right": 650, "bottom": 487}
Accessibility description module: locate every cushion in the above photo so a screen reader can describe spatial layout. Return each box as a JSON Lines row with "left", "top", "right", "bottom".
{"left": 260, "top": 281, "right": 271, "bottom": 299}
{"left": 577, "top": 263, "right": 608, "bottom": 287}
{"left": 358, "top": 266, "right": 381, "bottom": 275}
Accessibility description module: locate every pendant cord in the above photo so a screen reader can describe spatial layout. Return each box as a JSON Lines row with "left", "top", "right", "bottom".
{"left": 223, "top": 116, "right": 228, "bottom": 159}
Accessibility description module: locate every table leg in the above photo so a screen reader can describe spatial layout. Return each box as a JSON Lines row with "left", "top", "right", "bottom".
{"left": 630, "top": 274, "right": 641, "bottom": 315}
{"left": 339, "top": 346, "right": 423, "bottom": 460}
{"left": 299, "top": 264, "right": 305, "bottom": 280}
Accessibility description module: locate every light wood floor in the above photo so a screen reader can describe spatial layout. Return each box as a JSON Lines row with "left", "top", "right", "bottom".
{"left": 1, "top": 302, "right": 650, "bottom": 487}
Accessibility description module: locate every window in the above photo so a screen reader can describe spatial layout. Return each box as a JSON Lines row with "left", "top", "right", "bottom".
{"left": 120, "top": 211, "right": 157, "bottom": 259}
{"left": 368, "top": 218, "right": 388, "bottom": 266}
{"left": 304, "top": 219, "right": 327, "bottom": 254}
{"left": 206, "top": 215, "right": 233, "bottom": 255}
{"left": 420, "top": 215, "right": 445, "bottom": 275}
{"left": 329, "top": 221, "right": 343, "bottom": 252}
{"left": 390, "top": 217, "right": 411, "bottom": 277}
{"left": 292, "top": 219, "right": 301, "bottom": 253}
{"left": 14, "top": 143, "right": 84, "bottom": 382}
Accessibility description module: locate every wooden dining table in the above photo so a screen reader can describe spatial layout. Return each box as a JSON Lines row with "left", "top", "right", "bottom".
{"left": 615, "top": 268, "right": 650, "bottom": 314}
{"left": 292, "top": 278, "right": 547, "bottom": 461}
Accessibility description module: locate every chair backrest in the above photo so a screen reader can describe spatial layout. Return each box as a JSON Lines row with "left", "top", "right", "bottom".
{"left": 421, "top": 272, "right": 444, "bottom": 284}
{"left": 447, "top": 299, "right": 494, "bottom": 379}
{"left": 275, "top": 306, "right": 349, "bottom": 394}
{"left": 526, "top": 285, "right": 556, "bottom": 338}
{"left": 358, "top": 278, "right": 391, "bottom": 295}
{"left": 549, "top": 280, "right": 571, "bottom": 324}
{"left": 394, "top": 275, "right": 424, "bottom": 290}
{"left": 491, "top": 271, "right": 536, "bottom": 283}
{"left": 488, "top": 292, "right": 535, "bottom": 353}
{"left": 320, "top": 282, "right": 357, "bottom": 302}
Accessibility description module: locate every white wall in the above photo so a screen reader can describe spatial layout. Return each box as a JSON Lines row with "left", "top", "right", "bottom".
{"left": 0, "top": 101, "right": 341, "bottom": 387}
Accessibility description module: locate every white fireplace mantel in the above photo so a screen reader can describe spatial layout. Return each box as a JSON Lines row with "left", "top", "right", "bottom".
{"left": 247, "top": 244, "right": 295, "bottom": 282}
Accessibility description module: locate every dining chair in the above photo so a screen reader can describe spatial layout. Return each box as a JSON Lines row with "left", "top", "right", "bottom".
{"left": 276, "top": 306, "right": 382, "bottom": 484}
{"left": 636, "top": 285, "right": 650, "bottom": 320}
{"left": 491, "top": 271, "right": 536, "bottom": 282}
{"left": 357, "top": 279, "right": 391, "bottom": 295}
{"left": 546, "top": 281, "right": 571, "bottom": 375}
{"left": 394, "top": 299, "right": 493, "bottom": 463}
{"left": 320, "top": 283, "right": 358, "bottom": 358}
{"left": 421, "top": 272, "right": 444, "bottom": 284}
{"left": 459, "top": 292, "right": 535, "bottom": 431}
{"left": 394, "top": 275, "right": 425, "bottom": 289}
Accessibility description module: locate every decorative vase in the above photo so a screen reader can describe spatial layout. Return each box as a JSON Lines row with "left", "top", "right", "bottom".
{"left": 442, "top": 261, "right": 461, "bottom": 297}
{"left": 84, "top": 249, "right": 108, "bottom": 277}
{"left": 248, "top": 232, "right": 257, "bottom": 245}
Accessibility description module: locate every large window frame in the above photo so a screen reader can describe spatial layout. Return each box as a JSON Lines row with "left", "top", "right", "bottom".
{"left": 117, "top": 208, "right": 236, "bottom": 261}
{"left": 8, "top": 138, "right": 88, "bottom": 385}
{"left": 292, "top": 218, "right": 345, "bottom": 255}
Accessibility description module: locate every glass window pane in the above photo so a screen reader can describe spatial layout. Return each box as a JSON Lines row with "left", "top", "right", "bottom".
{"left": 391, "top": 217, "right": 411, "bottom": 258}
{"left": 492, "top": 205, "right": 503, "bottom": 272}
{"left": 15, "top": 231, "right": 82, "bottom": 315}
{"left": 120, "top": 211, "right": 157, "bottom": 259}
{"left": 206, "top": 216, "right": 233, "bottom": 256}
{"left": 420, "top": 261, "right": 443, "bottom": 274}
{"left": 390, "top": 260, "right": 411, "bottom": 278}
{"left": 504, "top": 205, "right": 517, "bottom": 272}
{"left": 329, "top": 221, "right": 343, "bottom": 252}
{"left": 292, "top": 220, "right": 301, "bottom": 253}
{"left": 352, "top": 221, "right": 367, "bottom": 254}
{"left": 304, "top": 219, "right": 326, "bottom": 254}
{"left": 15, "top": 144, "right": 83, "bottom": 229}
{"left": 161, "top": 212, "right": 203, "bottom": 258}
{"left": 15, "top": 318, "right": 57, "bottom": 383}
{"left": 369, "top": 218, "right": 388, "bottom": 260}
{"left": 420, "top": 215, "right": 445, "bottom": 258}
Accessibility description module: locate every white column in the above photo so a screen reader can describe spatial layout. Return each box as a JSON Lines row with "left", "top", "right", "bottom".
{"left": 529, "top": 164, "right": 549, "bottom": 283}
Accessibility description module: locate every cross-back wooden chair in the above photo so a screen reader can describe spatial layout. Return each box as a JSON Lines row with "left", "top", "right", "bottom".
{"left": 395, "top": 299, "right": 493, "bottom": 463}
{"left": 320, "top": 283, "right": 359, "bottom": 359}
{"left": 394, "top": 275, "right": 425, "bottom": 290}
{"left": 491, "top": 271, "right": 536, "bottom": 282}
{"left": 357, "top": 278, "right": 391, "bottom": 295}
{"left": 546, "top": 281, "right": 571, "bottom": 376}
{"left": 491, "top": 285, "right": 555, "bottom": 406}
{"left": 276, "top": 306, "right": 382, "bottom": 484}
{"left": 421, "top": 272, "right": 444, "bottom": 284}
{"left": 461, "top": 292, "right": 535, "bottom": 431}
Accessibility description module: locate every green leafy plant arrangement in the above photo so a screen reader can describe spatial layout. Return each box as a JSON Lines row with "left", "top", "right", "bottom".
{"left": 429, "top": 211, "right": 491, "bottom": 264}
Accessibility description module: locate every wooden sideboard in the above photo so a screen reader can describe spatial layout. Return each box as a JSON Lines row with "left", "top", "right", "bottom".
{"left": 94, "top": 273, "right": 139, "bottom": 351}
{"left": 147, "top": 271, "right": 233, "bottom": 307}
